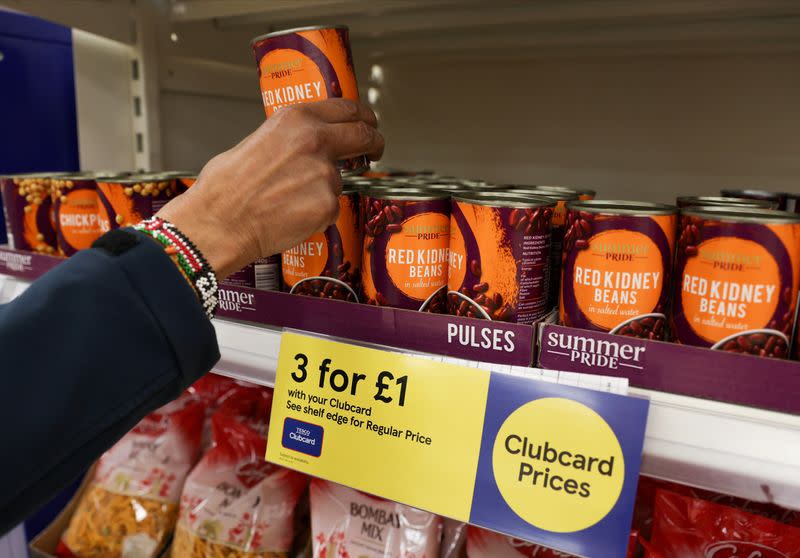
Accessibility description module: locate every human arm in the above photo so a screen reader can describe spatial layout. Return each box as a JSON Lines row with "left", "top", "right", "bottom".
{"left": 0, "top": 99, "right": 383, "bottom": 533}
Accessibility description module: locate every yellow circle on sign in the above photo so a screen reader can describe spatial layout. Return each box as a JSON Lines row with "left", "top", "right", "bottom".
{"left": 492, "top": 397, "right": 625, "bottom": 533}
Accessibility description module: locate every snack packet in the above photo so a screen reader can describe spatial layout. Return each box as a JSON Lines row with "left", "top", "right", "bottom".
{"left": 642, "top": 489, "right": 800, "bottom": 558}
{"left": 310, "top": 479, "right": 442, "bottom": 558}
{"left": 58, "top": 393, "right": 205, "bottom": 558}
{"left": 172, "top": 386, "right": 305, "bottom": 557}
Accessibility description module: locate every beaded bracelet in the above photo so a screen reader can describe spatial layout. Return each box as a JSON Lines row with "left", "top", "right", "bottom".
{"left": 134, "top": 217, "right": 219, "bottom": 318}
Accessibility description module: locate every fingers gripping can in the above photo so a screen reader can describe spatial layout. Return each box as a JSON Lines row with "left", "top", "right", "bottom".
{"left": 560, "top": 200, "right": 678, "bottom": 340}
{"left": 283, "top": 189, "right": 362, "bottom": 302}
{"left": 448, "top": 194, "right": 555, "bottom": 324}
{"left": 361, "top": 188, "right": 450, "bottom": 311}
{"left": 672, "top": 207, "right": 800, "bottom": 358}
{"left": 251, "top": 25, "right": 367, "bottom": 174}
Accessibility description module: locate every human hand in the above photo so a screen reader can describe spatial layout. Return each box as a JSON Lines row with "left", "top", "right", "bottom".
{"left": 157, "top": 99, "right": 384, "bottom": 279}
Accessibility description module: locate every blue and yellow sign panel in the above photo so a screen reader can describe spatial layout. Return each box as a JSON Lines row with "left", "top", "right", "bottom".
{"left": 266, "top": 332, "right": 649, "bottom": 558}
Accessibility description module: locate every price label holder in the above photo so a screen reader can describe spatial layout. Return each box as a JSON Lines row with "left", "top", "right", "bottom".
{"left": 267, "top": 331, "right": 649, "bottom": 558}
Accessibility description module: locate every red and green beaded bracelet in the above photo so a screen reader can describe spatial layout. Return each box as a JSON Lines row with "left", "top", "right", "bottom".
{"left": 134, "top": 217, "right": 219, "bottom": 318}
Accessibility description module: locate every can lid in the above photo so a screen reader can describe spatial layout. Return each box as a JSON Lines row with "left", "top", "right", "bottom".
{"left": 502, "top": 187, "right": 580, "bottom": 201}
{"left": 682, "top": 205, "right": 800, "bottom": 224}
{"left": 6, "top": 171, "right": 71, "bottom": 179}
{"left": 568, "top": 200, "right": 678, "bottom": 216}
{"left": 251, "top": 25, "right": 349, "bottom": 46}
{"left": 677, "top": 196, "right": 776, "bottom": 209}
{"left": 365, "top": 187, "right": 450, "bottom": 201}
{"left": 455, "top": 191, "right": 556, "bottom": 209}
{"left": 530, "top": 184, "right": 581, "bottom": 195}
{"left": 50, "top": 172, "right": 97, "bottom": 181}
{"left": 420, "top": 182, "right": 467, "bottom": 192}
{"left": 720, "top": 188, "right": 785, "bottom": 200}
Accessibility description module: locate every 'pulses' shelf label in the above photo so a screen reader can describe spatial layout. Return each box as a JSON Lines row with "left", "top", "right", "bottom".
{"left": 266, "top": 332, "right": 649, "bottom": 558}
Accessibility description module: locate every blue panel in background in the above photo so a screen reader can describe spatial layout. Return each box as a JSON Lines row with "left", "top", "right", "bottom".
{"left": 0, "top": 9, "right": 82, "bottom": 534}
{"left": 0, "top": 9, "right": 80, "bottom": 176}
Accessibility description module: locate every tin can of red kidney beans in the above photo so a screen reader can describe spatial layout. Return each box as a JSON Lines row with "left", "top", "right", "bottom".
{"left": 677, "top": 196, "right": 777, "bottom": 210}
{"left": 251, "top": 25, "right": 367, "bottom": 174}
{"left": 560, "top": 200, "right": 678, "bottom": 340}
{"left": 51, "top": 174, "right": 106, "bottom": 257}
{"left": 720, "top": 189, "right": 787, "bottom": 210}
{"left": 0, "top": 173, "right": 59, "bottom": 254}
{"left": 672, "top": 206, "right": 800, "bottom": 358}
{"left": 96, "top": 174, "right": 185, "bottom": 230}
{"left": 283, "top": 187, "right": 362, "bottom": 302}
{"left": 448, "top": 193, "right": 555, "bottom": 324}
{"left": 502, "top": 187, "right": 579, "bottom": 308}
{"left": 222, "top": 256, "right": 281, "bottom": 291}
{"left": 361, "top": 188, "right": 450, "bottom": 311}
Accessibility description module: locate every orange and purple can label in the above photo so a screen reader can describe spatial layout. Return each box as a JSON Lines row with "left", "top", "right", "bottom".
{"left": 361, "top": 188, "right": 450, "bottom": 311}
{"left": 97, "top": 174, "right": 185, "bottom": 230}
{"left": 251, "top": 25, "right": 367, "bottom": 174}
{"left": 0, "top": 174, "right": 58, "bottom": 254}
{"left": 448, "top": 195, "right": 554, "bottom": 324}
{"left": 560, "top": 201, "right": 678, "bottom": 340}
{"left": 282, "top": 190, "right": 362, "bottom": 302}
{"left": 52, "top": 174, "right": 105, "bottom": 257}
{"left": 672, "top": 206, "right": 800, "bottom": 358}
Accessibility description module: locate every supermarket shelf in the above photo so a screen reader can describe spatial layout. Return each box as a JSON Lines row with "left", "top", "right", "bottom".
{"left": 636, "top": 387, "right": 800, "bottom": 510}
{"left": 3, "top": 270, "right": 800, "bottom": 509}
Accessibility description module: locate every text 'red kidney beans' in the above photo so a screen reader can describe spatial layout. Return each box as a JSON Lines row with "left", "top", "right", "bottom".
{"left": 560, "top": 200, "right": 678, "bottom": 340}
{"left": 448, "top": 193, "right": 555, "bottom": 324}
{"left": 282, "top": 188, "right": 362, "bottom": 302}
{"left": 251, "top": 25, "right": 367, "bottom": 174}
{"left": 361, "top": 188, "right": 450, "bottom": 311}
{"left": 672, "top": 206, "right": 800, "bottom": 358}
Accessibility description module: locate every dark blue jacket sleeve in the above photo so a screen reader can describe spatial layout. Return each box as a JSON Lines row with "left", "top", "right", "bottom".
{"left": 0, "top": 230, "right": 220, "bottom": 535}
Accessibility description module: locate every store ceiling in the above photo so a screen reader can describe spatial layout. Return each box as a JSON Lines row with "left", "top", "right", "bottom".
{"left": 167, "top": 0, "right": 800, "bottom": 59}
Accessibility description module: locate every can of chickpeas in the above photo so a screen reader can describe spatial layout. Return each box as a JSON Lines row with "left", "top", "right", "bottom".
{"left": 502, "top": 187, "right": 580, "bottom": 308}
{"left": 0, "top": 173, "right": 59, "bottom": 254}
{"left": 672, "top": 206, "right": 800, "bottom": 358}
{"left": 560, "top": 200, "right": 678, "bottom": 340}
{"left": 251, "top": 25, "right": 367, "bottom": 174}
{"left": 361, "top": 188, "right": 450, "bottom": 311}
{"left": 448, "top": 193, "right": 555, "bottom": 323}
{"left": 676, "top": 196, "right": 777, "bottom": 210}
{"left": 52, "top": 173, "right": 105, "bottom": 256}
{"left": 96, "top": 173, "right": 185, "bottom": 230}
{"left": 282, "top": 187, "right": 362, "bottom": 302}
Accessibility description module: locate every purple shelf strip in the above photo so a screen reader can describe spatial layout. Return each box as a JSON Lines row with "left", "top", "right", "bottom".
{"left": 0, "top": 246, "right": 63, "bottom": 281}
{"left": 217, "top": 285, "right": 535, "bottom": 366}
{"left": 537, "top": 323, "right": 800, "bottom": 415}
{"left": 3, "top": 245, "right": 796, "bottom": 413}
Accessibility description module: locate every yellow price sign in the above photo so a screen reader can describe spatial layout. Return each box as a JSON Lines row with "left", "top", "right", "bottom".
{"left": 266, "top": 331, "right": 490, "bottom": 520}
{"left": 266, "top": 332, "right": 648, "bottom": 558}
